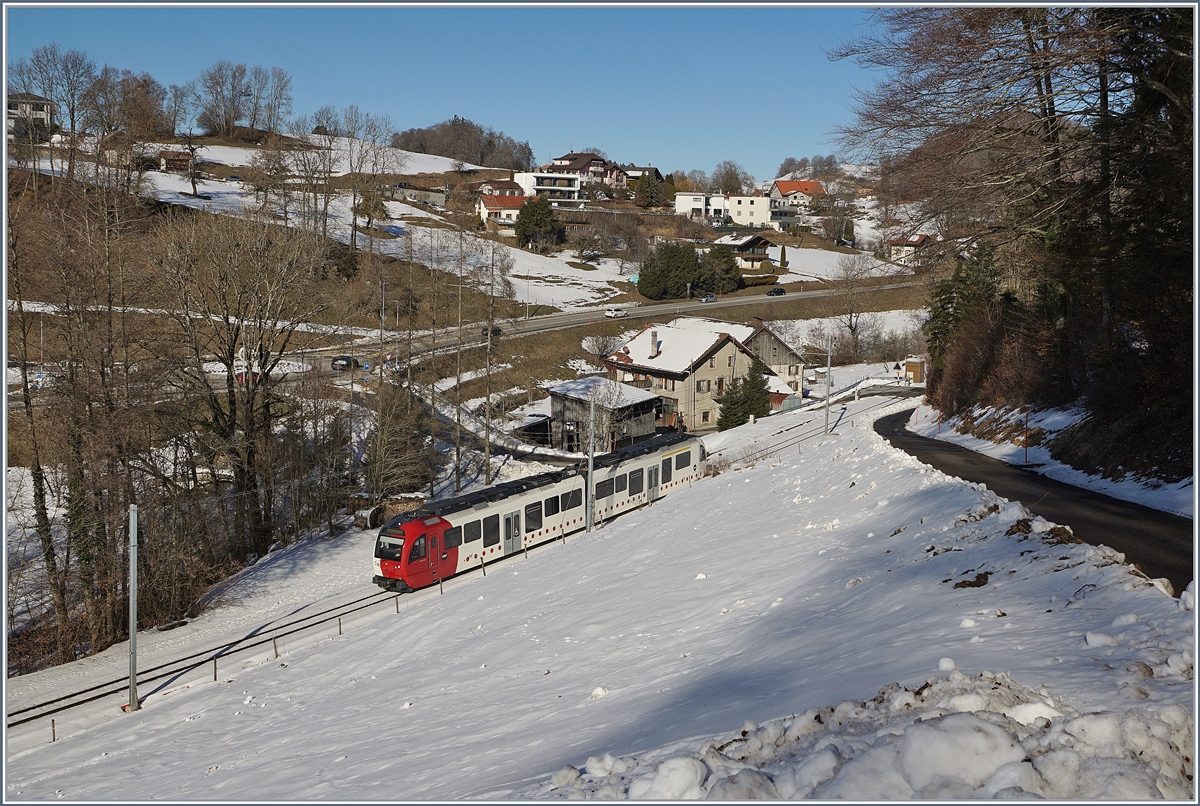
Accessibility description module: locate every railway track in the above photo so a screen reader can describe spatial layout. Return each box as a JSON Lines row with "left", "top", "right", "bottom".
{"left": 7, "top": 587, "right": 398, "bottom": 728}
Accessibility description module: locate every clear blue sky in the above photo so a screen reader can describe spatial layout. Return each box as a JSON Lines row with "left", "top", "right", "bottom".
{"left": 5, "top": 4, "right": 880, "bottom": 181}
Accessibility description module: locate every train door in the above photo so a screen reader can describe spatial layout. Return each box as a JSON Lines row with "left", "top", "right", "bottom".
{"left": 647, "top": 465, "right": 660, "bottom": 502}
{"left": 503, "top": 510, "right": 521, "bottom": 555}
{"left": 405, "top": 530, "right": 432, "bottom": 589}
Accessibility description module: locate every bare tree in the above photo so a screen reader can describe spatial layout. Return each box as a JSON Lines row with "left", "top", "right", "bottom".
{"left": 197, "top": 60, "right": 247, "bottom": 137}
{"left": 148, "top": 211, "right": 332, "bottom": 557}
{"left": 244, "top": 65, "right": 270, "bottom": 134}
{"left": 711, "top": 160, "right": 755, "bottom": 194}
{"left": 263, "top": 67, "right": 293, "bottom": 135}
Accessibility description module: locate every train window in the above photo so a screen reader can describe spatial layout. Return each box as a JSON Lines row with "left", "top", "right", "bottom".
{"left": 374, "top": 534, "right": 404, "bottom": 561}
{"left": 409, "top": 536, "right": 426, "bottom": 561}
{"left": 525, "top": 502, "right": 543, "bottom": 532}
{"left": 615, "top": 473, "right": 627, "bottom": 493}
{"left": 444, "top": 526, "right": 462, "bottom": 549}
{"left": 675, "top": 450, "right": 691, "bottom": 470}
{"left": 699, "top": 443, "right": 706, "bottom": 462}
{"left": 483, "top": 514, "right": 500, "bottom": 547}
{"left": 628, "top": 468, "right": 644, "bottom": 495}
{"left": 595, "top": 479, "right": 615, "bottom": 499}
{"left": 661, "top": 457, "right": 673, "bottom": 484}
{"left": 544, "top": 496, "right": 560, "bottom": 517}
{"left": 561, "top": 488, "right": 583, "bottom": 511}
{"left": 464, "top": 520, "right": 482, "bottom": 543}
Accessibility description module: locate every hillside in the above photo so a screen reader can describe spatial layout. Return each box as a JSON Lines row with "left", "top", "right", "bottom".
{"left": 5, "top": 398, "right": 1192, "bottom": 800}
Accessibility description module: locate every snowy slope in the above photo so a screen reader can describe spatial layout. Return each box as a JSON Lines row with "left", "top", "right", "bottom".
{"left": 4, "top": 397, "right": 1193, "bottom": 800}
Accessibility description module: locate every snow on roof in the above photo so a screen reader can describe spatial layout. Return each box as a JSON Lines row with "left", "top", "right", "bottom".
{"left": 608, "top": 323, "right": 740, "bottom": 375}
{"left": 544, "top": 376, "right": 659, "bottom": 407}
{"left": 665, "top": 316, "right": 757, "bottom": 345}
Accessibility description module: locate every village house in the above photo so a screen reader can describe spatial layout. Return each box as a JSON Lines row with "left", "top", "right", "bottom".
{"left": 770, "top": 179, "right": 825, "bottom": 210}
{"left": 665, "top": 317, "right": 806, "bottom": 394}
{"left": 604, "top": 321, "right": 795, "bottom": 431}
{"left": 477, "top": 194, "right": 527, "bottom": 236}
{"left": 512, "top": 170, "right": 585, "bottom": 209}
{"left": 6, "top": 92, "right": 56, "bottom": 141}
{"left": 469, "top": 178, "right": 524, "bottom": 196}
{"left": 549, "top": 151, "right": 629, "bottom": 189}
{"left": 888, "top": 233, "right": 934, "bottom": 266}
{"left": 674, "top": 191, "right": 729, "bottom": 225}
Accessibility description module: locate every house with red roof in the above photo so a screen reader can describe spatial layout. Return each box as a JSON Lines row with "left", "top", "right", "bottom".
{"left": 477, "top": 194, "right": 528, "bottom": 235}
{"left": 770, "top": 179, "right": 826, "bottom": 210}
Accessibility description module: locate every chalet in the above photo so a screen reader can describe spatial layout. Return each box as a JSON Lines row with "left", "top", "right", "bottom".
{"left": 666, "top": 316, "right": 805, "bottom": 395}
{"left": 604, "top": 321, "right": 794, "bottom": 431}
{"left": 711, "top": 232, "right": 775, "bottom": 273}
{"left": 543, "top": 376, "right": 659, "bottom": 452}
{"left": 158, "top": 150, "right": 193, "bottom": 172}
{"left": 620, "top": 164, "right": 664, "bottom": 185}
{"left": 888, "top": 233, "right": 933, "bottom": 265}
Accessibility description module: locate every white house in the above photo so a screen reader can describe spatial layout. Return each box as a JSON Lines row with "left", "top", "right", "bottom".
{"left": 770, "top": 179, "right": 825, "bottom": 210}
{"left": 674, "top": 192, "right": 729, "bottom": 224}
{"left": 7, "top": 93, "right": 56, "bottom": 142}
{"left": 512, "top": 171, "right": 585, "bottom": 209}
{"left": 477, "top": 194, "right": 527, "bottom": 235}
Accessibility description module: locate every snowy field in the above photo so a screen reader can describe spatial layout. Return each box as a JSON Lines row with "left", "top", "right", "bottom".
{"left": 4, "top": 396, "right": 1193, "bottom": 800}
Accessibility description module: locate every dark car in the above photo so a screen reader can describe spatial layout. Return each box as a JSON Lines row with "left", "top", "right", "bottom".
{"left": 330, "top": 355, "right": 359, "bottom": 371}
{"left": 766, "top": 286, "right": 786, "bottom": 297}
{"left": 481, "top": 325, "right": 503, "bottom": 338}
{"left": 699, "top": 294, "right": 718, "bottom": 303}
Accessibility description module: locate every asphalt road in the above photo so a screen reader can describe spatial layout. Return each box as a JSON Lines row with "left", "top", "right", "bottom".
{"left": 875, "top": 408, "right": 1195, "bottom": 596}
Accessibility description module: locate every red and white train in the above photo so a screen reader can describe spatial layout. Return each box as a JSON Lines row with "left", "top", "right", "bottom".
{"left": 372, "top": 433, "right": 706, "bottom": 592}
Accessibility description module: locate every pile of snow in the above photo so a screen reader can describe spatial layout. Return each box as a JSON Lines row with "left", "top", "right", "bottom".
{"left": 530, "top": 672, "right": 1193, "bottom": 799}
{"left": 5, "top": 398, "right": 1192, "bottom": 801}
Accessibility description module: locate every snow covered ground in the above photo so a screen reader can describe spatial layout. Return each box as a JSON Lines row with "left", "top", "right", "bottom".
{"left": 5, "top": 396, "right": 1193, "bottom": 800}
{"left": 11, "top": 143, "right": 897, "bottom": 314}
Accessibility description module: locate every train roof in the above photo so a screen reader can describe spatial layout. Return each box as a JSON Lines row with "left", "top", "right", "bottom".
{"left": 385, "top": 433, "right": 701, "bottom": 528}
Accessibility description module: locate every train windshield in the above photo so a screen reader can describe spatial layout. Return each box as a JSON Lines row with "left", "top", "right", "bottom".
{"left": 374, "top": 532, "right": 405, "bottom": 561}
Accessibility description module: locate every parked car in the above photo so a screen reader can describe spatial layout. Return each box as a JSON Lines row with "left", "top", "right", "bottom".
{"left": 699, "top": 294, "right": 718, "bottom": 303}
{"left": 766, "top": 287, "right": 786, "bottom": 297}
{"left": 330, "top": 355, "right": 359, "bottom": 371}
{"left": 481, "top": 325, "right": 503, "bottom": 338}
{"left": 604, "top": 306, "right": 627, "bottom": 318}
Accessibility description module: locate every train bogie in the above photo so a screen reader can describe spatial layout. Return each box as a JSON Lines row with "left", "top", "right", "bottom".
{"left": 372, "top": 434, "right": 706, "bottom": 593}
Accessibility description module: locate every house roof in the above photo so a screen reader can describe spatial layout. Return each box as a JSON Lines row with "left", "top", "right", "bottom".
{"left": 713, "top": 233, "right": 773, "bottom": 250}
{"left": 478, "top": 194, "right": 528, "bottom": 210}
{"left": 7, "top": 93, "right": 52, "bottom": 103}
{"left": 544, "top": 376, "right": 659, "bottom": 408}
{"left": 665, "top": 316, "right": 758, "bottom": 345}
{"left": 606, "top": 323, "right": 747, "bottom": 377}
{"left": 481, "top": 179, "right": 522, "bottom": 190}
{"left": 887, "top": 233, "right": 932, "bottom": 248}
{"left": 773, "top": 180, "right": 825, "bottom": 197}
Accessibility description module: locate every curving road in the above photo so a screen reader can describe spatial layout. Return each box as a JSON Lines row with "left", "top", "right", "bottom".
{"left": 875, "top": 408, "right": 1194, "bottom": 596}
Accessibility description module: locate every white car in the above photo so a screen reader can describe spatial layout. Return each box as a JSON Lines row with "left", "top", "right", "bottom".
{"left": 604, "top": 306, "right": 627, "bottom": 318}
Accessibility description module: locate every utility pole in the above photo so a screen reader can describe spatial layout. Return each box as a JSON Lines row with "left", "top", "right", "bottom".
{"left": 823, "top": 333, "right": 833, "bottom": 436}
{"left": 585, "top": 396, "right": 595, "bottom": 533}
{"left": 127, "top": 504, "right": 139, "bottom": 712}
{"left": 379, "top": 278, "right": 387, "bottom": 381}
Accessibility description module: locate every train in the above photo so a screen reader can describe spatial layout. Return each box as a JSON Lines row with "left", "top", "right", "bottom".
{"left": 372, "top": 432, "right": 707, "bottom": 593}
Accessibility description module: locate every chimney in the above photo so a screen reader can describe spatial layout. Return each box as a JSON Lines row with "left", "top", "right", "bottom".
{"left": 649, "top": 330, "right": 659, "bottom": 359}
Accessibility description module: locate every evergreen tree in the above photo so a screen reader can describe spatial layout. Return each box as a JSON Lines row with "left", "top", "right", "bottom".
{"left": 698, "top": 245, "right": 741, "bottom": 293}
{"left": 514, "top": 195, "right": 563, "bottom": 251}
{"left": 779, "top": 243, "right": 788, "bottom": 268}
{"left": 636, "top": 241, "right": 701, "bottom": 299}
{"left": 717, "top": 357, "right": 773, "bottom": 431}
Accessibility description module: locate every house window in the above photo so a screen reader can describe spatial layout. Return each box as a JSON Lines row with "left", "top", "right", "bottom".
{"left": 772, "top": 347, "right": 778, "bottom": 356}
{"left": 727, "top": 355, "right": 734, "bottom": 367}
{"left": 709, "top": 357, "right": 716, "bottom": 368}
{"left": 701, "top": 411, "right": 710, "bottom": 423}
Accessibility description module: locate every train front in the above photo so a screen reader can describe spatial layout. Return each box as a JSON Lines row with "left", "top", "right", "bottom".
{"left": 372, "top": 518, "right": 412, "bottom": 592}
